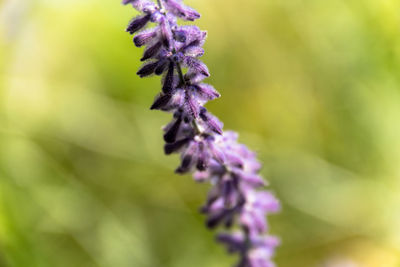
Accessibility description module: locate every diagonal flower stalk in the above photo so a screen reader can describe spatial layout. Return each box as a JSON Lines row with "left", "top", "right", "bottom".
{"left": 122, "top": 0, "right": 280, "bottom": 266}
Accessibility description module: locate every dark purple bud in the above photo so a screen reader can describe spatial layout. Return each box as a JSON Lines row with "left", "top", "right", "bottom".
{"left": 217, "top": 232, "right": 246, "bottom": 254}
{"left": 141, "top": 42, "right": 162, "bottom": 61}
{"left": 183, "top": 57, "right": 210, "bottom": 77}
{"left": 223, "top": 213, "right": 235, "bottom": 228}
{"left": 196, "top": 142, "right": 208, "bottom": 171}
{"left": 206, "top": 210, "right": 229, "bottom": 229}
{"left": 208, "top": 160, "right": 227, "bottom": 176}
{"left": 133, "top": 30, "right": 157, "bottom": 47}
{"left": 164, "top": 137, "right": 191, "bottom": 154}
{"left": 126, "top": 14, "right": 151, "bottom": 34}
{"left": 164, "top": 117, "right": 182, "bottom": 143}
{"left": 176, "top": 141, "right": 199, "bottom": 173}
{"left": 222, "top": 180, "right": 233, "bottom": 205}
{"left": 150, "top": 93, "right": 172, "bottom": 110}
{"left": 155, "top": 59, "right": 169, "bottom": 75}
{"left": 137, "top": 61, "right": 159, "bottom": 77}
{"left": 175, "top": 154, "right": 192, "bottom": 173}
{"left": 162, "top": 61, "right": 175, "bottom": 93}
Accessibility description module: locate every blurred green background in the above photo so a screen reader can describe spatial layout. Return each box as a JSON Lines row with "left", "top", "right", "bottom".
{"left": 1, "top": 0, "right": 400, "bottom": 266}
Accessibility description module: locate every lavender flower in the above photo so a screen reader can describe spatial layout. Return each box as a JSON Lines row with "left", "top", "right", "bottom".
{"left": 122, "top": 0, "right": 280, "bottom": 266}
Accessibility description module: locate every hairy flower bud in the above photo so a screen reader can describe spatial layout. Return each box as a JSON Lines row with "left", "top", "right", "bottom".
{"left": 126, "top": 14, "right": 151, "bottom": 34}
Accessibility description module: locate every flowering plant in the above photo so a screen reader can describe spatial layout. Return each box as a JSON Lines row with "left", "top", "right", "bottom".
{"left": 122, "top": 0, "right": 280, "bottom": 265}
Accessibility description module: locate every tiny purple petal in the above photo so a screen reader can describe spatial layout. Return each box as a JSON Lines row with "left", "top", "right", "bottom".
{"left": 150, "top": 93, "right": 172, "bottom": 110}
{"left": 164, "top": 116, "right": 183, "bottom": 143}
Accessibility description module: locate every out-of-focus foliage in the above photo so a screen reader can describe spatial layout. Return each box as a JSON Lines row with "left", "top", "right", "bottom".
{"left": 1, "top": 0, "right": 400, "bottom": 266}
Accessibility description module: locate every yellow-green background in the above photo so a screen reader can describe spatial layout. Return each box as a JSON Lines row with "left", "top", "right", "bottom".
{"left": 1, "top": 0, "right": 400, "bottom": 266}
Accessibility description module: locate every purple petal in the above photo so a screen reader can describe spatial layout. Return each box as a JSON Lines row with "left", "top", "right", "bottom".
{"left": 164, "top": 137, "right": 191, "bottom": 154}
{"left": 217, "top": 232, "right": 246, "bottom": 253}
{"left": 126, "top": 14, "right": 151, "bottom": 34}
{"left": 164, "top": 117, "right": 183, "bottom": 143}
{"left": 154, "top": 59, "right": 169, "bottom": 75}
{"left": 162, "top": 61, "right": 175, "bottom": 93}
{"left": 137, "top": 61, "right": 159, "bottom": 77}
{"left": 196, "top": 142, "right": 209, "bottom": 171}
{"left": 150, "top": 93, "right": 172, "bottom": 110}
{"left": 176, "top": 141, "right": 199, "bottom": 173}
{"left": 141, "top": 41, "right": 162, "bottom": 61}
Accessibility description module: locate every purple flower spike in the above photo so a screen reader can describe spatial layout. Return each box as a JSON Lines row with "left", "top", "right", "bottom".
{"left": 122, "top": 1, "right": 280, "bottom": 266}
